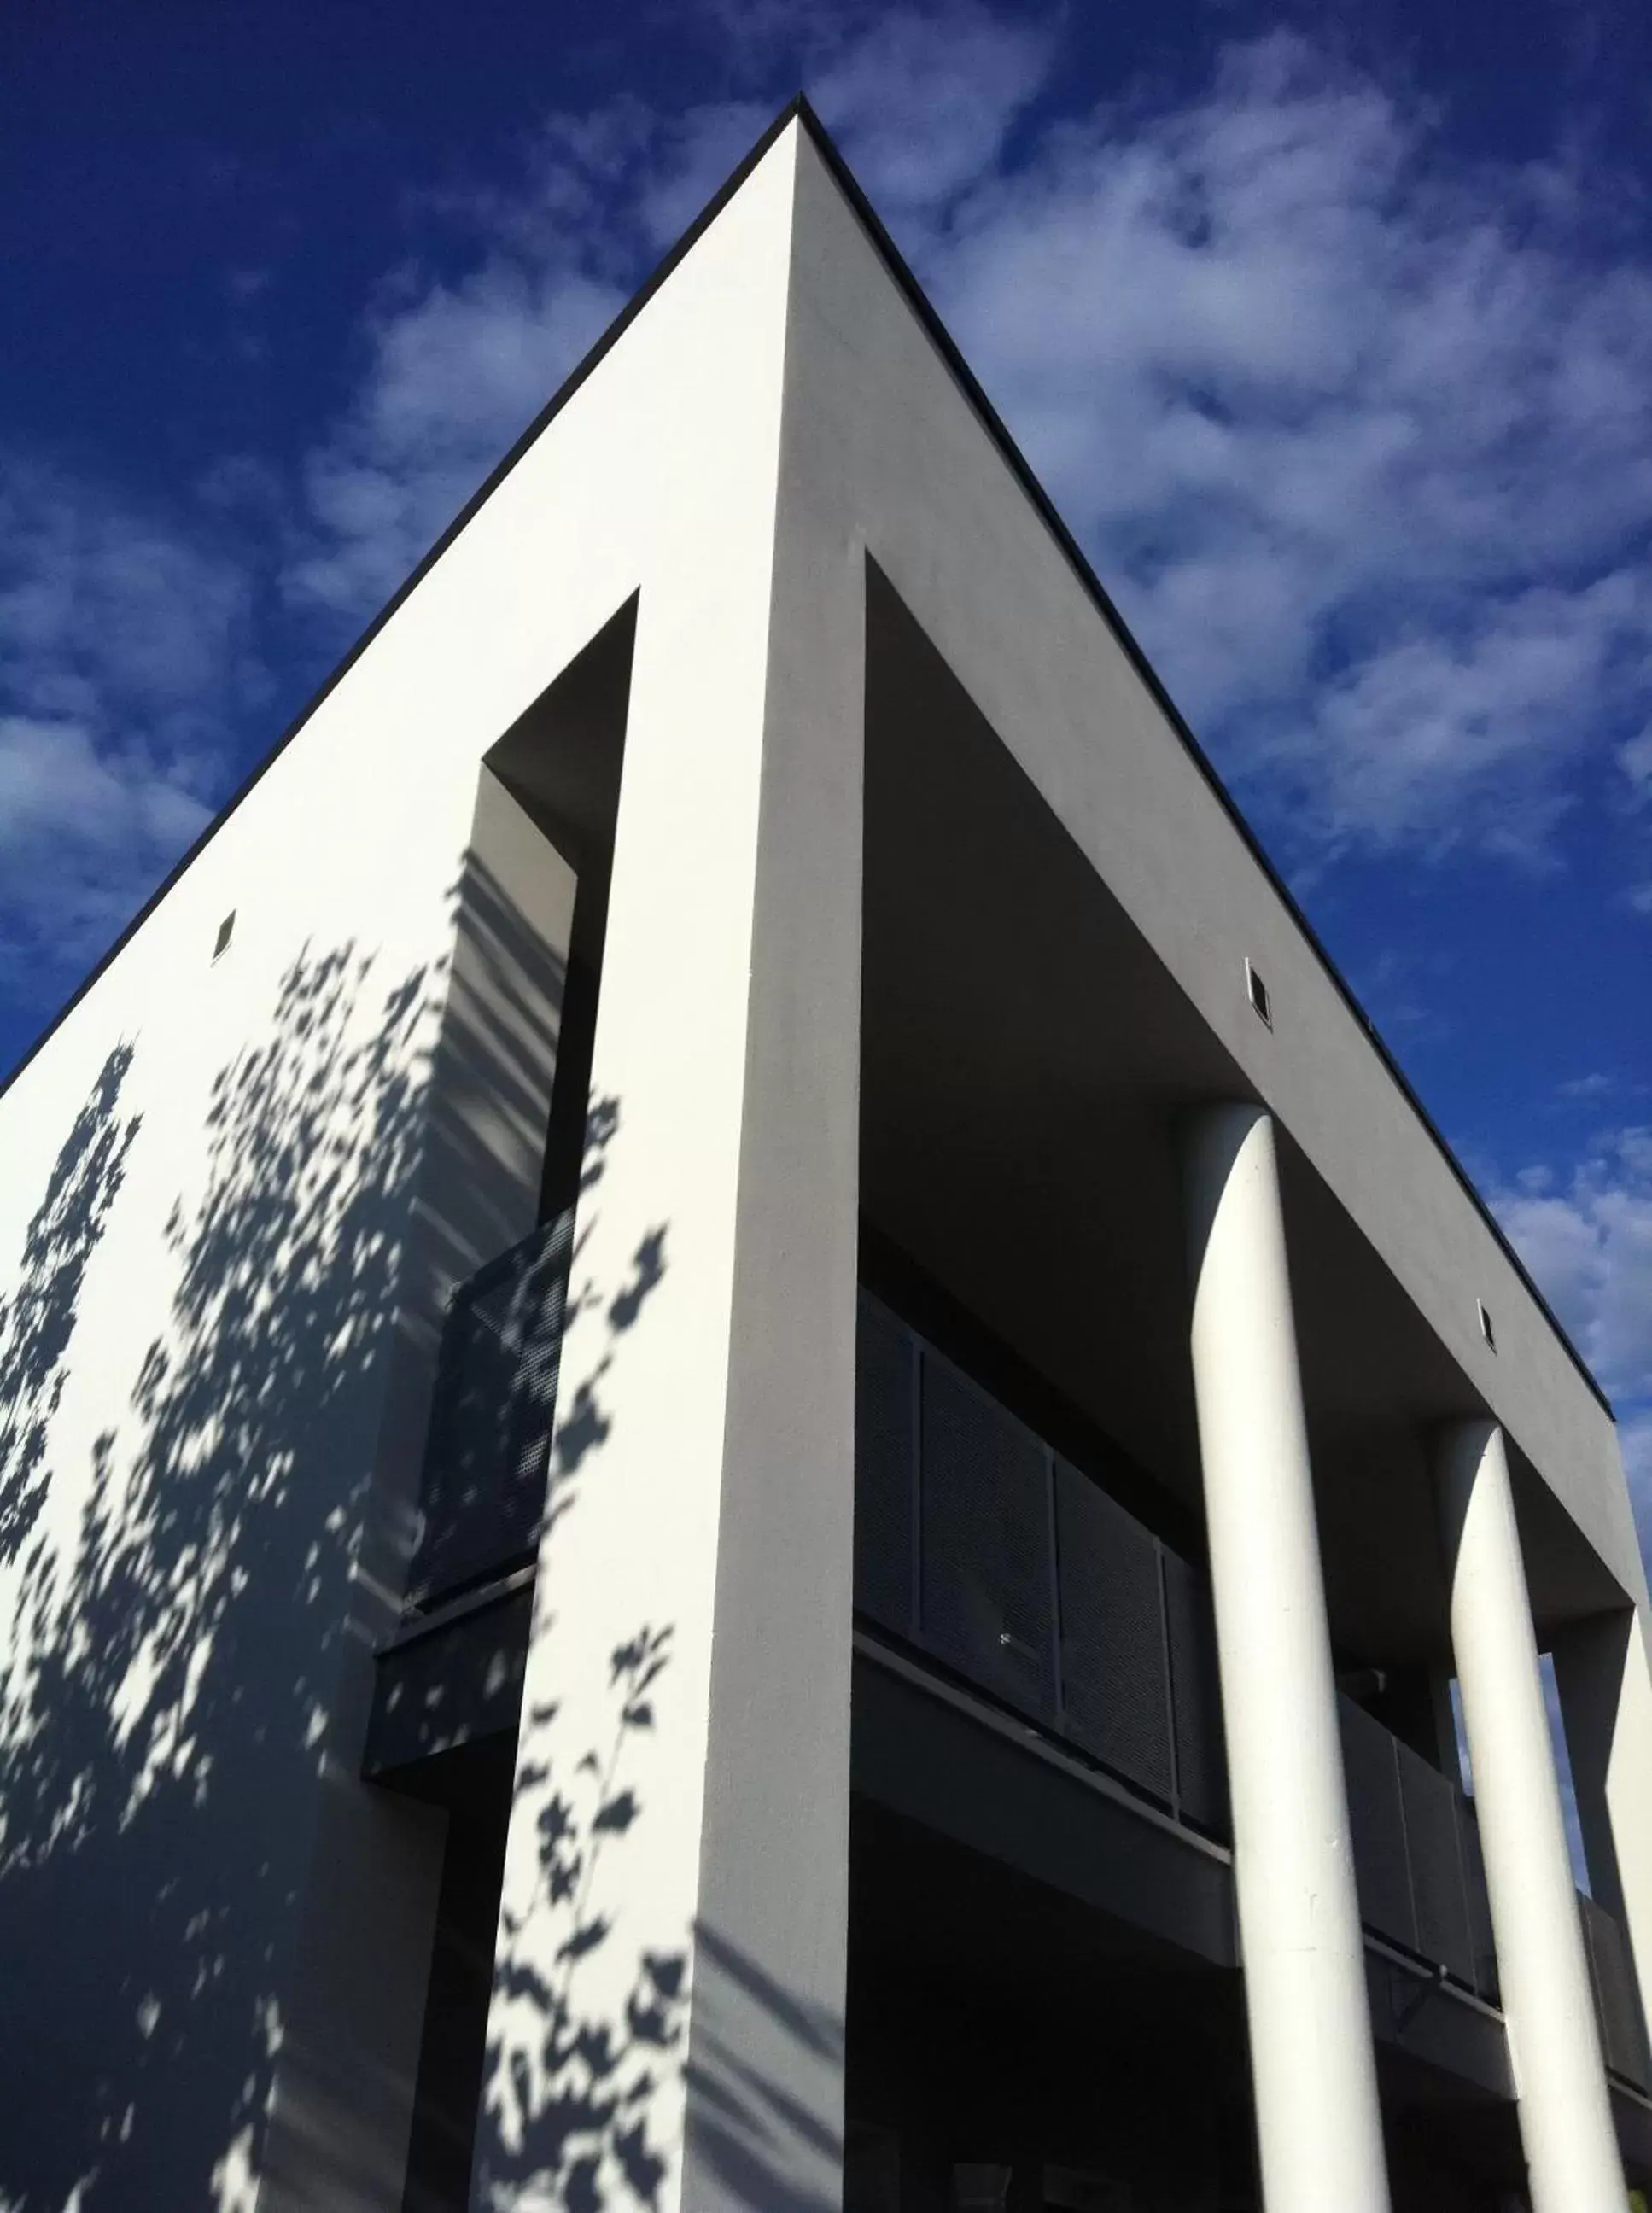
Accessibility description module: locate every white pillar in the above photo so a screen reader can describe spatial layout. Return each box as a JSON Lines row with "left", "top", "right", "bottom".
{"left": 1439, "top": 1420, "right": 1626, "bottom": 2210}
{"left": 469, "top": 137, "right": 864, "bottom": 2207}
{"left": 1182, "top": 1103, "right": 1391, "bottom": 2213}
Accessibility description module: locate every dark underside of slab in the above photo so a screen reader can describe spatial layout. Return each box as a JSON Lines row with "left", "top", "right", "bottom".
{"left": 366, "top": 1591, "right": 1593, "bottom": 2210}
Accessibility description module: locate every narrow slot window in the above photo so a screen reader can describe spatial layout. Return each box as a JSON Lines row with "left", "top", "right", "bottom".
{"left": 1245, "top": 957, "right": 1272, "bottom": 1030}
{"left": 1477, "top": 1299, "right": 1496, "bottom": 1352}
{"left": 213, "top": 911, "right": 236, "bottom": 962}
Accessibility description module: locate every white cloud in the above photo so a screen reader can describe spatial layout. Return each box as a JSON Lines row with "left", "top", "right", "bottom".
{"left": 284, "top": 77, "right": 782, "bottom": 623}
{"left": 1497, "top": 1128, "right": 1652, "bottom": 1399}
{"left": 288, "top": 20, "right": 1652, "bottom": 869}
{"left": 283, "top": 5, "right": 1059, "bottom": 627}
{"left": 16, "top": 3, "right": 1652, "bottom": 1022}
{"left": 633, "top": 102, "right": 779, "bottom": 248}
{"left": 0, "top": 466, "right": 248, "bottom": 986}
{"left": 284, "top": 82, "right": 829, "bottom": 624}
{"left": 1621, "top": 1411, "right": 1652, "bottom": 1535}
{"left": 0, "top": 716, "right": 208, "bottom": 861}
{"left": 0, "top": 465, "right": 250, "bottom": 722}
{"left": 1495, "top": 1130, "right": 1652, "bottom": 1533}
{"left": 810, "top": 5, "right": 1054, "bottom": 213}
{"left": 286, "top": 259, "right": 624, "bottom": 619}
{"left": 1622, "top": 726, "right": 1652, "bottom": 800}
{"left": 887, "top": 33, "right": 1652, "bottom": 862}
{"left": 1264, "top": 571, "right": 1652, "bottom": 861}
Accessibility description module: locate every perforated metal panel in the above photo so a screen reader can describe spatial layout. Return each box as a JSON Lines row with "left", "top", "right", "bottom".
{"left": 406, "top": 1211, "right": 573, "bottom": 1611}
{"left": 854, "top": 1293, "right": 918, "bottom": 1638}
{"left": 1580, "top": 1892, "right": 1652, "bottom": 2089}
{"left": 919, "top": 1348, "right": 1058, "bottom": 1721}
{"left": 1339, "top": 1696, "right": 1416, "bottom": 1952}
{"left": 1054, "top": 1459, "right": 1173, "bottom": 1801}
{"left": 1162, "top": 1550, "right": 1228, "bottom": 1835}
{"left": 1397, "top": 1741, "right": 1474, "bottom": 1982}
{"left": 1456, "top": 1801, "right": 1499, "bottom": 2003}
{"left": 852, "top": 1295, "right": 1240, "bottom": 1835}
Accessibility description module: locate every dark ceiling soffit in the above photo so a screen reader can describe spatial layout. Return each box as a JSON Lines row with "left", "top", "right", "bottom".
{"left": 2, "top": 96, "right": 1609, "bottom": 1422}
{"left": 794, "top": 107, "right": 1609, "bottom": 1422}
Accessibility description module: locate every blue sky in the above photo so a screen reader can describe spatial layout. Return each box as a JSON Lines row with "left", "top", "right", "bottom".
{"left": 3, "top": 1, "right": 1649, "bottom": 1534}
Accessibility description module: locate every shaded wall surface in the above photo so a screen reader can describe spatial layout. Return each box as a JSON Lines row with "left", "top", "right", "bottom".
{"left": 0, "top": 949, "right": 439, "bottom": 2208}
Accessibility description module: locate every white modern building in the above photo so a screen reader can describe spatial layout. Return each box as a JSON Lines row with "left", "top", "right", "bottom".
{"left": 3, "top": 102, "right": 1651, "bottom": 2213}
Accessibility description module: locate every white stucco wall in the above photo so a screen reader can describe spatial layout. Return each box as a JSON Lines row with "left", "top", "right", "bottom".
{"left": 3, "top": 103, "right": 1649, "bottom": 2213}
{"left": 469, "top": 118, "right": 864, "bottom": 2211}
{"left": 0, "top": 124, "right": 812, "bottom": 2213}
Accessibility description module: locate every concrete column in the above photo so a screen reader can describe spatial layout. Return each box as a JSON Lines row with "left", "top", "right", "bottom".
{"left": 468, "top": 148, "right": 864, "bottom": 2207}
{"left": 1182, "top": 1103, "right": 1391, "bottom": 2213}
{"left": 1439, "top": 1420, "right": 1626, "bottom": 2210}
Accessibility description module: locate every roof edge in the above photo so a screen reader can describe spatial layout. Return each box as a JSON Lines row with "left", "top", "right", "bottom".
{"left": 0, "top": 98, "right": 808, "bottom": 1103}
{"left": 787, "top": 101, "right": 1612, "bottom": 1422}
{"left": 1, "top": 93, "right": 1612, "bottom": 1422}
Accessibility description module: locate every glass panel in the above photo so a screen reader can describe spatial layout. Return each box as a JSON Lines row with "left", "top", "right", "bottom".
{"left": 1054, "top": 1459, "right": 1172, "bottom": 1801}
{"left": 1397, "top": 1737, "right": 1476, "bottom": 1982}
{"left": 853, "top": 1293, "right": 918, "bottom": 1639}
{"left": 407, "top": 1211, "right": 573, "bottom": 1609}
{"left": 1162, "top": 1550, "right": 1228, "bottom": 1836}
{"left": 919, "top": 1350, "right": 1058, "bottom": 1721}
{"left": 1339, "top": 1695, "right": 1416, "bottom": 1952}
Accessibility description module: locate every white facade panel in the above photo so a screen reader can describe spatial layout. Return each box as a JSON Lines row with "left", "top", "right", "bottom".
{"left": 0, "top": 123, "right": 807, "bottom": 2213}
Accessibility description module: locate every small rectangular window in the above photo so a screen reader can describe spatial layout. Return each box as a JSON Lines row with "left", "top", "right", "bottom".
{"left": 1477, "top": 1299, "right": 1496, "bottom": 1351}
{"left": 213, "top": 911, "right": 236, "bottom": 961}
{"left": 1245, "top": 957, "right": 1272, "bottom": 1029}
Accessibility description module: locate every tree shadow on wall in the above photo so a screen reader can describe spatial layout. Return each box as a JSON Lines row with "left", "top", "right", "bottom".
{"left": 467, "top": 1165, "right": 845, "bottom": 2213}
{"left": 0, "top": 941, "right": 437, "bottom": 2211}
{"left": 0, "top": 860, "right": 848, "bottom": 2213}
{"left": 0, "top": 1044, "right": 140, "bottom": 1568}
{"left": 469, "top": 1625, "right": 847, "bottom": 2213}
{"left": 470, "top": 1616, "right": 847, "bottom": 2213}
{"left": 481, "top": 1621, "right": 691, "bottom": 2213}
{"left": 684, "top": 1921, "right": 846, "bottom": 2213}
{"left": 460, "top": 1081, "right": 689, "bottom": 2212}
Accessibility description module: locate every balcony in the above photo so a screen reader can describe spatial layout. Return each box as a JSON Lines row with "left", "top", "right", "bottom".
{"left": 852, "top": 1289, "right": 1650, "bottom": 2096}
{"left": 853, "top": 1289, "right": 1226, "bottom": 1837}
{"left": 377, "top": 1252, "right": 1650, "bottom": 2098}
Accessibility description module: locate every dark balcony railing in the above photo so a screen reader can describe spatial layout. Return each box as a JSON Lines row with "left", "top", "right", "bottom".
{"left": 854, "top": 1290, "right": 1228, "bottom": 1834}
{"left": 1337, "top": 1690, "right": 1497, "bottom": 1998}
{"left": 1339, "top": 1651, "right": 1652, "bottom": 2086}
{"left": 406, "top": 1263, "right": 1650, "bottom": 2086}
{"left": 406, "top": 1209, "right": 575, "bottom": 1612}
{"left": 856, "top": 1292, "right": 1651, "bottom": 2088}
{"left": 1580, "top": 1889, "right": 1652, "bottom": 2089}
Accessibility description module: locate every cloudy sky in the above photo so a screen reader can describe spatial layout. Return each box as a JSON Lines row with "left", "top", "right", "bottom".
{"left": 3, "top": 1, "right": 1649, "bottom": 1532}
